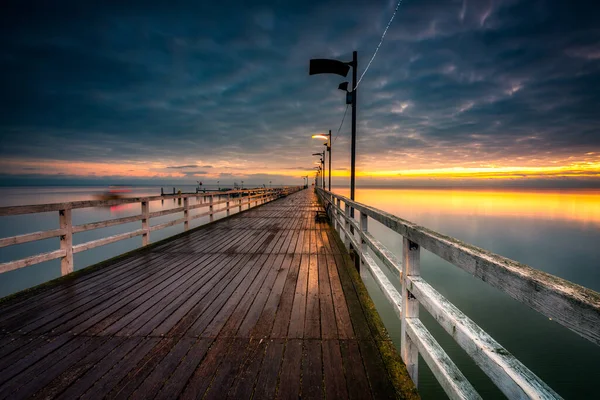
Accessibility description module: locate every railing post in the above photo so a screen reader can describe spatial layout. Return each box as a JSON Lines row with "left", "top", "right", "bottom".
{"left": 332, "top": 199, "right": 337, "bottom": 231}
{"left": 183, "top": 197, "right": 189, "bottom": 231}
{"left": 401, "top": 237, "right": 420, "bottom": 385}
{"left": 336, "top": 199, "right": 342, "bottom": 234}
{"left": 59, "top": 209, "right": 73, "bottom": 275}
{"left": 209, "top": 196, "right": 214, "bottom": 222}
{"left": 226, "top": 195, "right": 230, "bottom": 216}
{"left": 142, "top": 200, "right": 150, "bottom": 245}
{"left": 359, "top": 211, "right": 368, "bottom": 272}
{"left": 344, "top": 202, "right": 350, "bottom": 250}
{"left": 239, "top": 197, "right": 242, "bottom": 212}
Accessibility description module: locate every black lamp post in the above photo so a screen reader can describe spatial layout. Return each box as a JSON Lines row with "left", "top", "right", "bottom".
{"left": 312, "top": 130, "right": 332, "bottom": 191}
{"left": 312, "top": 152, "right": 325, "bottom": 188}
{"left": 309, "top": 52, "right": 357, "bottom": 201}
{"left": 313, "top": 166, "right": 321, "bottom": 187}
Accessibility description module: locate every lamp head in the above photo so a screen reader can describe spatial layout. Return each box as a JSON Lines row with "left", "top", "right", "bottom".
{"left": 312, "top": 134, "right": 329, "bottom": 140}
{"left": 309, "top": 59, "right": 350, "bottom": 77}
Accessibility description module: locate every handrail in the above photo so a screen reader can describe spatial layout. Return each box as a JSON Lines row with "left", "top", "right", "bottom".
{"left": 0, "top": 187, "right": 302, "bottom": 278}
{"left": 0, "top": 188, "right": 281, "bottom": 216}
{"left": 316, "top": 187, "right": 600, "bottom": 399}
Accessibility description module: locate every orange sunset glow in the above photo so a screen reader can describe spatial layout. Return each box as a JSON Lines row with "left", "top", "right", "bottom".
{"left": 3, "top": 155, "right": 600, "bottom": 183}
{"left": 336, "top": 187, "right": 600, "bottom": 226}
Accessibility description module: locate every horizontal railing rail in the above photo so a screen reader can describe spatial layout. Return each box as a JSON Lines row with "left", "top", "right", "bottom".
{"left": 0, "top": 187, "right": 302, "bottom": 277}
{"left": 316, "top": 187, "right": 600, "bottom": 400}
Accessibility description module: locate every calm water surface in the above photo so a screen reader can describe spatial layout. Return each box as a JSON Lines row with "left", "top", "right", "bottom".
{"left": 1, "top": 186, "right": 599, "bottom": 398}
{"left": 334, "top": 187, "right": 600, "bottom": 399}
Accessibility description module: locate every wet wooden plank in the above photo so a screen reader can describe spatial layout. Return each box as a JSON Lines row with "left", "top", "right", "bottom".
{"left": 9, "top": 337, "right": 107, "bottom": 399}
{"left": 55, "top": 337, "right": 147, "bottom": 399}
{"left": 359, "top": 339, "right": 397, "bottom": 399}
{"left": 237, "top": 254, "right": 286, "bottom": 337}
{"left": 288, "top": 254, "right": 310, "bottom": 338}
{"left": 304, "top": 254, "right": 321, "bottom": 339}
{"left": 318, "top": 253, "right": 338, "bottom": 339}
{"left": 333, "top": 251, "right": 373, "bottom": 339}
{"left": 0, "top": 253, "right": 164, "bottom": 325}
{"left": 252, "top": 339, "right": 285, "bottom": 399}
{"left": 271, "top": 254, "right": 302, "bottom": 338}
{"left": 301, "top": 340, "right": 323, "bottom": 399}
{"left": 0, "top": 336, "right": 87, "bottom": 398}
{"left": 0, "top": 335, "right": 71, "bottom": 386}
{"left": 152, "top": 337, "right": 213, "bottom": 400}
{"left": 325, "top": 252, "right": 354, "bottom": 339}
{"left": 151, "top": 254, "right": 250, "bottom": 337}
{"left": 276, "top": 339, "right": 302, "bottom": 400}
{"left": 19, "top": 254, "right": 197, "bottom": 335}
{"left": 251, "top": 255, "right": 293, "bottom": 338}
{"left": 203, "top": 338, "right": 250, "bottom": 400}
{"left": 0, "top": 336, "right": 49, "bottom": 372}
{"left": 226, "top": 338, "right": 267, "bottom": 399}
{"left": 105, "top": 337, "right": 178, "bottom": 399}
{"left": 0, "top": 254, "right": 169, "bottom": 333}
{"left": 322, "top": 339, "right": 349, "bottom": 400}
{"left": 118, "top": 254, "right": 223, "bottom": 336}
{"left": 33, "top": 337, "right": 123, "bottom": 399}
{"left": 129, "top": 337, "right": 196, "bottom": 399}
{"left": 340, "top": 340, "right": 372, "bottom": 400}
{"left": 85, "top": 254, "right": 216, "bottom": 336}
{"left": 190, "top": 255, "right": 268, "bottom": 337}
{"left": 179, "top": 337, "right": 233, "bottom": 400}
{"left": 214, "top": 254, "right": 281, "bottom": 338}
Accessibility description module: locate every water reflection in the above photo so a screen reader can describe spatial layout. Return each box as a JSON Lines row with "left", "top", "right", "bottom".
{"left": 336, "top": 187, "right": 600, "bottom": 226}
{"left": 333, "top": 187, "right": 600, "bottom": 399}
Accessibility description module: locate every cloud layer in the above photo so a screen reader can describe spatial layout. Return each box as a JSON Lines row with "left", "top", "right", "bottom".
{"left": 1, "top": 0, "right": 599, "bottom": 185}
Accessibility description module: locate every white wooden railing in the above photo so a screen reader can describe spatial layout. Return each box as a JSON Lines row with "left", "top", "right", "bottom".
{"left": 316, "top": 188, "right": 600, "bottom": 400}
{"left": 0, "top": 187, "right": 301, "bottom": 277}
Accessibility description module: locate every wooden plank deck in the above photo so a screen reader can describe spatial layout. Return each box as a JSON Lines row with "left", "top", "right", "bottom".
{"left": 0, "top": 190, "right": 417, "bottom": 399}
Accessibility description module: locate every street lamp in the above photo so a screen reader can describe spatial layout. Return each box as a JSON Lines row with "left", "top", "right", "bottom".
{"left": 312, "top": 130, "right": 331, "bottom": 191}
{"left": 302, "top": 175, "right": 309, "bottom": 188}
{"left": 312, "top": 152, "right": 325, "bottom": 188}
{"left": 309, "top": 52, "right": 358, "bottom": 201}
{"left": 313, "top": 166, "right": 321, "bottom": 187}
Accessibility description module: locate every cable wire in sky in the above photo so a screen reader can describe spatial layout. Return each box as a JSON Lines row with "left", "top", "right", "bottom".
{"left": 333, "top": 105, "right": 349, "bottom": 144}
{"left": 355, "top": 0, "right": 405, "bottom": 89}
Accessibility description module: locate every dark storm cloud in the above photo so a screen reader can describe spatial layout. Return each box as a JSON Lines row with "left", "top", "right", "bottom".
{"left": 1, "top": 0, "right": 599, "bottom": 173}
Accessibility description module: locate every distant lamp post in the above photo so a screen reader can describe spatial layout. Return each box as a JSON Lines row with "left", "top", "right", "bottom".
{"left": 313, "top": 166, "right": 321, "bottom": 187}
{"left": 217, "top": 180, "right": 220, "bottom": 190}
{"left": 312, "top": 130, "right": 332, "bottom": 191}
{"left": 241, "top": 180, "right": 244, "bottom": 190}
{"left": 309, "top": 52, "right": 357, "bottom": 201}
{"left": 302, "top": 175, "right": 309, "bottom": 188}
{"left": 312, "top": 152, "right": 325, "bottom": 188}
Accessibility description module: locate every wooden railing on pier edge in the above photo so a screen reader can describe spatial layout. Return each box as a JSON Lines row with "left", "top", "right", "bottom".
{"left": 0, "top": 187, "right": 302, "bottom": 277}
{"left": 315, "top": 187, "right": 600, "bottom": 400}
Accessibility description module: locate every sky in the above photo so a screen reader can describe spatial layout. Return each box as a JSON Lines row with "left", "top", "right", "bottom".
{"left": 1, "top": 0, "right": 599, "bottom": 187}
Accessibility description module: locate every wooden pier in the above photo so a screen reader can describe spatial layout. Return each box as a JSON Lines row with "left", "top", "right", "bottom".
{"left": 0, "top": 190, "right": 417, "bottom": 399}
